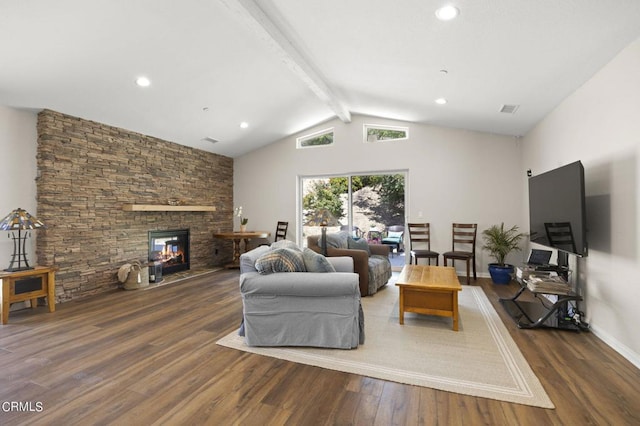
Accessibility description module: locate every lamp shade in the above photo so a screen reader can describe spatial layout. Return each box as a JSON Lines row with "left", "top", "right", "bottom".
{"left": 1, "top": 208, "right": 45, "bottom": 271}
{"left": 0, "top": 208, "right": 45, "bottom": 230}
{"left": 304, "top": 208, "right": 340, "bottom": 227}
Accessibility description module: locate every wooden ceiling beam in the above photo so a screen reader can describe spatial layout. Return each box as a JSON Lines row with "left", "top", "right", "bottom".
{"left": 219, "top": 0, "right": 351, "bottom": 123}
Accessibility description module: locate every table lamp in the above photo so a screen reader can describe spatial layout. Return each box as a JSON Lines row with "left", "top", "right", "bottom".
{"left": 305, "top": 209, "right": 339, "bottom": 256}
{"left": 0, "top": 208, "right": 46, "bottom": 271}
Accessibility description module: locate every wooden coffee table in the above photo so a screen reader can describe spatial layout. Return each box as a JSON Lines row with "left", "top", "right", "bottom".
{"left": 395, "top": 265, "right": 463, "bottom": 331}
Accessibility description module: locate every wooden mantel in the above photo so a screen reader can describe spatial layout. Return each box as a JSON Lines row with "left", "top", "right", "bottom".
{"left": 122, "top": 204, "right": 216, "bottom": 212}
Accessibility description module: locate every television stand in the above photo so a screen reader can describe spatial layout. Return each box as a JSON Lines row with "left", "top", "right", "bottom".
{"left": 499, "top": 277, "right": 588, "bottom": 332}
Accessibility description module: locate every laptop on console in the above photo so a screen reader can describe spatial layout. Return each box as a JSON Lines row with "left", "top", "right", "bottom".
{"left": 526, "top": 249, "right": 552, "bottom": 267}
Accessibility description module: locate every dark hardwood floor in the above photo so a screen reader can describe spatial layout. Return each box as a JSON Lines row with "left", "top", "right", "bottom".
{"left": 1, "top": 269, "right": 639, "bottom": 425}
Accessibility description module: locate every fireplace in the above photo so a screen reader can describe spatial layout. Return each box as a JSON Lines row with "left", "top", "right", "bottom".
{"left": 148, "top": 229, "right": 190, "bottom": 277}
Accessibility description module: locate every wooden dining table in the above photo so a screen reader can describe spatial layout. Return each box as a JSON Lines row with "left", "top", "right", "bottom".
{"left": 213, "top": 231, "right": 270, "bottom": 268}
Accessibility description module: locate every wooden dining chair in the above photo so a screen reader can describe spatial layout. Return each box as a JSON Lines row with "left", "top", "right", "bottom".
{"left": 442, "top": 223, "right": 477, "bottom": 285}
{"left": 274, "top": 221, "right": 288, "bottom": 242}
{"left": 544, "top": 222, "right": 576, "bottom": 253}
{"left": 257, "top": 221, "right": 288, "bottom": 247}
{"left": 408, "top": 223, "right": 439, "bottom": 265}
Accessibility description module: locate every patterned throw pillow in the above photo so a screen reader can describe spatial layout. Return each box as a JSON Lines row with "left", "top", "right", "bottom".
{"left": 347, "top": 237, "right": 371, "bottom": 255}
{"left": 302, "top": 248, "right": 336, "bottom": 273}
{"left": 255, "top": 248, "right": 306, "bottom": 274}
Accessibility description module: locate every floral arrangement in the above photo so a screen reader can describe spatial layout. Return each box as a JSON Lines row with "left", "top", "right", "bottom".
{"left": 234, "top": 206, "right": 248, "bottom": 226}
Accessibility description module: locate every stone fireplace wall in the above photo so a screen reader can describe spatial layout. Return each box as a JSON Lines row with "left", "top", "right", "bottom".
{"left": 36, "top": 109, "right": 233, "bottom": 302}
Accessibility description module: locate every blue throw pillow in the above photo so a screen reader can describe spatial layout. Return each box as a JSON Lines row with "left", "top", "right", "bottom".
{"left": 302, "top": 248, "right": 336, "bottom": 273}
{"left": 319, "top": 231, "right": 349, "bottom": 249}
{"left": 255, "top": 248, "right": 306, "bottom": 274}
{"left": 387, "top": 231, "right": 403, "bottom": 239}
{"left": 347, "top": 237, "right": 371, "bottom": 255}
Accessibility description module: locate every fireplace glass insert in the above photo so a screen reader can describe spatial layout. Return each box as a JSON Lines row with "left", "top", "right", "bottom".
{"left": 148, "top": 229, "right": 190, "bottom": 276}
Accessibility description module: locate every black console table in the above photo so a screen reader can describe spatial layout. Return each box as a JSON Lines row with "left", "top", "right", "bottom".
{"left": 500, "top": 274, "right": 586, "bottom": 331}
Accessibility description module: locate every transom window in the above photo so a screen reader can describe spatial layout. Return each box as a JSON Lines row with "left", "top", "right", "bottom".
{"left": 297, "top": 127, "right": 334, "bottom": 148}
{"left": 364, "top": 124, "right": 409, "bottom": 142}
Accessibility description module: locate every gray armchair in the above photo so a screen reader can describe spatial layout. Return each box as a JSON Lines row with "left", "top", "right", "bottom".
{"left": 307, "top": 232, "right": 391, "bottom": 296}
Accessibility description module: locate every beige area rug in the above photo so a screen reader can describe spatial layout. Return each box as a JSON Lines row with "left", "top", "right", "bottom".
{"left": 217, "top": 283, "right": 554, "bottom": 408}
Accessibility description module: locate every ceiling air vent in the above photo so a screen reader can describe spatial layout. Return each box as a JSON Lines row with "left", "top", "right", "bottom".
{"left": 201, "top": 137, "right": 219, "bottom": 144}
{"left": 500, "top": 104, "right": 519, "bottom": 114}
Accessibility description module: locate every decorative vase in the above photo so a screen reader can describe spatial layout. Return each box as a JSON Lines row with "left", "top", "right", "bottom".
{"left": 488, "top": 263, "right": 514, "bottom": 284}
{"left": 240, "top": 224, "right": 247, "bottom": 233}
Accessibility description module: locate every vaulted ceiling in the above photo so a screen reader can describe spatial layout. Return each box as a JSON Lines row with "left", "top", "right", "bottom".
{"left": 1, "top": 0, "right": 639, "bottom": 157}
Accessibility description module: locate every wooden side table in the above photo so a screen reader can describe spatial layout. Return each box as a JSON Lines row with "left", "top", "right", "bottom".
{"left": 0, "top": 266, "right": 56, "bottom": 324}
{"left": 213, "top": 231, "right": 270, "bottom": 268}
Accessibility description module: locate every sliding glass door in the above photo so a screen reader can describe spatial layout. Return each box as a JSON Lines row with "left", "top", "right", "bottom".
{"left": 300, "top": 172, "right": 406, "bottom": 252}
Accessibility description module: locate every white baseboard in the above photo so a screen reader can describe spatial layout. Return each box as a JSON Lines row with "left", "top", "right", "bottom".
{"left": 589, "top": 323, "right": 640, "bottom": 370}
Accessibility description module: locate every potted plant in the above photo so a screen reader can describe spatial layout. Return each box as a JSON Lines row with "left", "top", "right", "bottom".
{"left": 240, "top": 217, "right": 248, "bottom": 232}
{"left": 481, "top": 223, "right": 526, "bottom": 284}
{"left": 235, "top": 206, "right": 249, "bottom": 232}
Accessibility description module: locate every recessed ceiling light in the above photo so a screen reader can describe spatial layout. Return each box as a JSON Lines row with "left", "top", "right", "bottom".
{"left": 435, "top": 98, "right": 448, "bottom": 105}
{"left": 435, "top": 5, "right": 459, "bottom": 21}
{"left": 135, "top": 76, "right": 151, "bottom": 87}
{"left": 240, "top": 122, "right": 249, "bottom": 129}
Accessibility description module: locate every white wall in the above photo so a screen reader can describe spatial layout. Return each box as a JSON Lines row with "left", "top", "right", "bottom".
{"left": 234, "top": 114, "right": 525, "bottom": 275}
{"left": 0, "top": 106, "right": 38, "bottom": 268}
{"left": 522, "top": 38, "right": 640, "bottom": 367}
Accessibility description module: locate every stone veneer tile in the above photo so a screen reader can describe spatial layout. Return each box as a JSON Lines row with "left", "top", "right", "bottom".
{"left": 36, "top": 110, "right": 233, "bottom": 302}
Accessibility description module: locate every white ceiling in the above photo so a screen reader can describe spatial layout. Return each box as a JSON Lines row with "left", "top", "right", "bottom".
{"left": 1, "top": 0, "right": 639, "bottom": 158}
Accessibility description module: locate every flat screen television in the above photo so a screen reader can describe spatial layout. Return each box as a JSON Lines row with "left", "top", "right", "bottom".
{"left": 528, "top": 161, "right": 587, "bottom": 258}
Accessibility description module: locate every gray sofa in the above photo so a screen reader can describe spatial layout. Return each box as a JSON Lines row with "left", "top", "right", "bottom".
{"left": 239, "top": 244, "right": 364, "bottom": 349}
